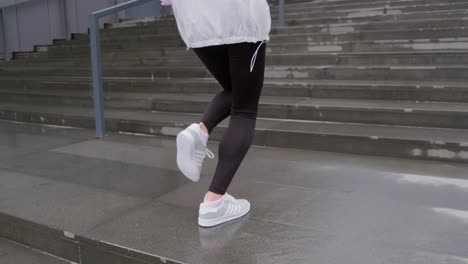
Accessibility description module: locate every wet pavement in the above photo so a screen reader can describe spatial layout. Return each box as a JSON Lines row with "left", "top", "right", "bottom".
{"left": 0, "top": 120, "right": 468, "bottom": 264}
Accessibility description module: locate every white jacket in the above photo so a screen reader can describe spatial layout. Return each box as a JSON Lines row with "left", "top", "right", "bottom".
{"left": 172, "top": 0, "right": 271, "bottom": 48}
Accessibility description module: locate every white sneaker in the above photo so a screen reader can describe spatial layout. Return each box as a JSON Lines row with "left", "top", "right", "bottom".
{"left": 198, "top": 194, "right": 251, "bottom": 228}
{"left": 176, "top": 123, "right": 214, "bottom": 182}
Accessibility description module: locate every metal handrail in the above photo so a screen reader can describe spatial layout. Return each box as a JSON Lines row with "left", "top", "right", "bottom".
{"left": 0, "top": 0, "right": 42, "bottom": 9}
{"left": 90, "top": 0, "right": 285, "bottom": 138}
{"left": 279, "top": 0, "right": 286, "bottom": 28}
{"left": 1, "top": 0, "right": 69, "bottom": 61}
{"left": 90, "top": 0, "right": 162, "bottom": 137}
{"left": 1, "top": 8, "right": 8, "bottom": 61}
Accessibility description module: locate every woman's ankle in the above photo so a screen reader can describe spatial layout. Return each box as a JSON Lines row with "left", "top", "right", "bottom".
{"left": 198, "top": 123, "right": 210, "bottom": 145}
{"left": 204, "top": 191, "right": 223, "bottom": 202}
{"left": 199, "top": 122, "right": 209, "bottom": 134}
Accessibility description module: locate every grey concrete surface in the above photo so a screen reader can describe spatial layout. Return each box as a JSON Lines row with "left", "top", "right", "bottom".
{"left": 1, "top": 103, "right": 468, "bottom": 163}
{"left": 0, "top": 121, "right": 468, "bottom": 263}
{"left": 1, "top": 0, "right": 468, "bottom": 259}
{"left": 3, "top": 90, "right": 468, "bottom": 129}
{"left": 2, "top": 78, "right": 468, "bottom": 103}
{"left": 0, "top": 238, "right": 69, "bottom": 264}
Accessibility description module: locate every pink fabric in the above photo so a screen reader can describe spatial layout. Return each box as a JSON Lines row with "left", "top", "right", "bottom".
{"left": 204, "top": 195, "right": 224, "bottom": 208}
{"left": 199, "top": 128, "right": 209, "bottom": 146}
{"left": 161, "top": 0, "right": 172, "bottom": 6}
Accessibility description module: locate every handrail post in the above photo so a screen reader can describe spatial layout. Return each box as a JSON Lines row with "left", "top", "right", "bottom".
{"left": 154, "top": 0, "right": 161, "bottom": 17}
{"left": 279, "top": 0, "right": 285, "bottom": 28}
{"left": 89, "top": 15, "right": 105, "bottom": 138}
{"left": 63, "top": 0, "right": 70, "bottom": 40}
{"left": 88, "top": 0, "right": 163, "bottom": 138}
{"left": 1, "top": 8, "right": 10, "bottom": 61}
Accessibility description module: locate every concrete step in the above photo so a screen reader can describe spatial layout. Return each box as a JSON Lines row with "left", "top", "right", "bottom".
{"left": 281, "top": 9, "right": 468, "bottom": 27}
{"left": 108, "top": 9, "right": 468, "bottom": 31}
{"left": 270, "top": 0, "right": 468, "bottom": 12}
{"left": 1, "top": 0, "right": 466, "bottom": 168}
{"left": 262, "top": 65, "right": 468, "bottom": 82}
{"left": 274, "top": 1, "right": 468, "bottom": 16}
{"left": 2, "top": 78, "right": 467, "bottom": 102}
{"left": 0, "top": 211, "right": 184, "bottom": 264}
{"left": 52, "top": 27, "right": 468, "bottom": 48}
{"left": 0, "top": 238, "right": 69, "bottom": 264}
{"left": 16, "top": 38, "right": 468, "bottom": 61}
{"left": 0, "top": 103, "right": 467, "bottom": 163}
{"left": 1, "top": 126, "right": 468, "bottom": 264}
{"left": 160, "top": 1, "right": 468, "bottom": 26}
{"left": 1, "top": 90, "right": 467, "bottom": 129}
{"left": 4, "top": 51, "right": 468, "bottom": 68}
{"left": 77, "top": 18, "right": 468, "bottom": 41}
{"left": 1, "top": 65, "right": 467, "bottom": 82}
{"left": 23, "top": 38, "right": 468, "bottom": 62}
{"left": 267, "top": 40, "right": 468, "bottom": 54}
{"left": 126, "top": 1, "right": 468, "bottom": 26}
{"left": 285, "top": 17, "right": 468, "bottom": 34}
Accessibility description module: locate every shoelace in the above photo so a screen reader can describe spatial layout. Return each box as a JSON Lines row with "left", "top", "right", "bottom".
{"left": 205, "top": 148, "right": 215, "bottom": 159}
{"left": 194, "top": 148, "right": 215, "bottom": 166}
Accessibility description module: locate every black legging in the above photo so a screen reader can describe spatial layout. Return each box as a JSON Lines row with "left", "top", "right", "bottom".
{"left": 194, "top": 42, "right": 266, "bottom": 195}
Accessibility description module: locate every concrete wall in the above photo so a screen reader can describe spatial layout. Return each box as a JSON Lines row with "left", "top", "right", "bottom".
{"left": 0, "top": 0, "right": 162, "bottom": 59}
{"left": 122, "top": 0, "right": 162, "bottom": 20}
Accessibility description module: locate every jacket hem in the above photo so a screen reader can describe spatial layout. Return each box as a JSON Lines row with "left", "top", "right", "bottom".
{"left": 186, "top": 36, "right": 270, "bottom": 49}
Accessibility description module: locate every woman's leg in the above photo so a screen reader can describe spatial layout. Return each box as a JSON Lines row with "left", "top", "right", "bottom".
{"left": 197, "top": 42, "right": 266, "bottom": 227}
{"left": 177, "top": 45, "right": 235, "bottom": 182}
{"left": 193, "top": 46, "right": 233, "bottom": 133}
{"left": 208, "top": 42, "right": 267, "bottom": 195}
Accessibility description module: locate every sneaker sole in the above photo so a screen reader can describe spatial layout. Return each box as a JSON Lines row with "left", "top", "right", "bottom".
{"left": 176, "top": 130, "right": 200, "bottom": 182}
{"left": 198, "top": 204, "right": 251, "bottom": 228}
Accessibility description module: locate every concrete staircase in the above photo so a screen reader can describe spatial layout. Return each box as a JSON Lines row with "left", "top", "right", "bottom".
{"left": 1, "top": 0, "right": 468, "bottom": 163}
